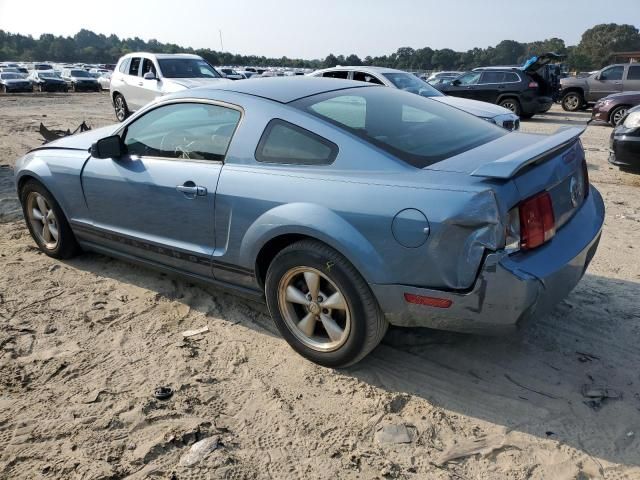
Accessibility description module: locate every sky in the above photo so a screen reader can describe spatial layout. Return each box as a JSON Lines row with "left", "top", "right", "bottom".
{"left": 1, "top": 0, "right": 639, "bottom": 59}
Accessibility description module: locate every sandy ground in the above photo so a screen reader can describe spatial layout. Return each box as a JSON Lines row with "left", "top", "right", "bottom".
{"left": 0, "top": 92, "right": 639, "bottom": 480}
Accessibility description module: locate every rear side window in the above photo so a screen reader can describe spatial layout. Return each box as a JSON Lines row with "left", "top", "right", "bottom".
{"left": 118, "top": 58, "right": 131, "bottom": 73}
{"left": 480, "top": 71, "right": 506, "bottom": 83}
{"left": 255, "top": 119, "right": 338, "bottom": 165}
{"left": 128, "top": 57, "right": 141, "bottom": 76}
{"left": 628, "top": 65, "right": 640, "bottom": 80}
{"left": 504, "top": 72, "right": 520, "bottom": 82}
{"left": 322, "top": 70, "right": 348, "bottom": 79}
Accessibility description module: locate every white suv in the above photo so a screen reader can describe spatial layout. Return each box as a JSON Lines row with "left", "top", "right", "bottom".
{"left": 110, "top": 53, "right": 228, "bottom": 121}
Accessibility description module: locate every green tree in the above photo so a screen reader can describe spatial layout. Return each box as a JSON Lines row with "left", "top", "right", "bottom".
{"left": 576, "top": 23, "right": 640, "bottom": 68}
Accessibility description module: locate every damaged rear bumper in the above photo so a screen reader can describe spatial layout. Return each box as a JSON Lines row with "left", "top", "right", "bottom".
{"left": 372, "top": 186, "right": 604, "bottom": 334}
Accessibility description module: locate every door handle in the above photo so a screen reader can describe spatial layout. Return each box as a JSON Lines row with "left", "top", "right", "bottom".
{"left": 137, "top": 82, "right": 143, "bottom": 86}
{"left": 176, "top": 183, "right": 207, "bottom": 197}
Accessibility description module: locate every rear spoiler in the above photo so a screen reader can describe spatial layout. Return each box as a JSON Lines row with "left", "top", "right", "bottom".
{"left": 470, "top": 126, "right": 585, "bottom": 179}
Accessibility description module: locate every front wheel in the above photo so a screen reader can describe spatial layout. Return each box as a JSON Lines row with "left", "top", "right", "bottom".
{"left": 561, "top": 91, "right": 584, "bottom": 112}
{"left": 498, "top": 98, "right": 521, "bottom": 116}
{"left": 20, "top": 180, "right": 79, "bottom": 259}
{"left": 265, "top": 240, "right": 388, "bottom": 368}
{"left": 609, "top": 106, "right": 628, "bottom": 127}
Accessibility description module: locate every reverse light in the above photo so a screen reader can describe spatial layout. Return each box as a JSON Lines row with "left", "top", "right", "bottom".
{"left": 404, "top": 293, "right": 452, "bottom": 309}
{"left": 519, "top": 191, "right": 555, "bottom": 250}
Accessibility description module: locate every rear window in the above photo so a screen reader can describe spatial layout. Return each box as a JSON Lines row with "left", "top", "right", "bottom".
{"left": 504, "top": 72, "right": 520, "bottom": 82}
{"left": 292, "top": 87, "right": 505, "bottom": 168}
{"left": 480, "top": 71, "right": 506, "bottom": 83}
{"left": 322, "top": 70, "right": 348, "bottom": 79}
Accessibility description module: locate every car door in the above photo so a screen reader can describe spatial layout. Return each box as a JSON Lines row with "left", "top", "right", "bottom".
{"left": 589, "top": 65, "right": 624, "bottom": 101}
{"left": 444, "top": 71, "right": 482, "bottom": 99}
{"left": 138, "top": 57, "right": 162, "bottom": 106}
{"left": 623, "top": 65, "right": 640, "bottom": 92}
{"left": 122, "top": 56, "right": 144, "bottom": 110}
{"left": 477, "top": 71, "right": 506, "bottom": 103}
{"left": 80, "top": 101, "right": 242, "bottom": 277}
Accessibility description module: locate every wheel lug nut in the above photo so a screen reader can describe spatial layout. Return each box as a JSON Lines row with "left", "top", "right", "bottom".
{"left": 317, "top": 296, "right": 323, "bottom": 302}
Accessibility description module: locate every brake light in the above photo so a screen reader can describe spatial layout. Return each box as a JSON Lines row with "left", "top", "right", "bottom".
{"left": 519, "top": 191, "right": 555, "bottom": 250}
{"left": 528, "top": 81, "right": 539, "bottom": 89}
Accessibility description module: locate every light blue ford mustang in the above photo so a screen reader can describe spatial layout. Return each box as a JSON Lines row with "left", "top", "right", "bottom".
{"left": 14, "top": 77, "right": 604, "bottom": 367}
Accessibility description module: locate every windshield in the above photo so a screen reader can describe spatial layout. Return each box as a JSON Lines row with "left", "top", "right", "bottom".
{"left": 70, "top": 70, "right": 91, "bottom": 77}
{"left": 382, "top": 73, "right": 442, "bottom": 97}
{"left": 293, "top": 87, "right": 505, "bottom": 168}
{"left": 0, "top": 73, "right": 22, "bottom": 79}
{"left": 158, "top": 58, "right": 221, "bottom": 78}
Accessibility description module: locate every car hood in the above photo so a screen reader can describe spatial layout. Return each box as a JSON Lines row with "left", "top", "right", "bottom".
{"left": 431, "top": 96, "right": 513, "bottom": 118}
{"left": 32, "top": 125, "right": 117, "bottom": 152}
{"left": 2, "top": 79, "right": 29, "bottom": 84}
{"left": 72, "top": 76, "right": 97, "bottom": 81}
{"left": 600, "top": 91, "right": 640, "bottom": 102}
{"left": 164, "top": 77, "right": 229, "bottom": 89}
{"left": 42, "top": 78, "right": 65, "bottom": 83}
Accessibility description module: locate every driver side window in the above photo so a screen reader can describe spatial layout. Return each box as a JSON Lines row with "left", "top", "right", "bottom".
{"left": 123, "top": 103, "right": 241, "bottom": 162}
{"left": 599, "top": 66, "right": 624, "bottom": 81}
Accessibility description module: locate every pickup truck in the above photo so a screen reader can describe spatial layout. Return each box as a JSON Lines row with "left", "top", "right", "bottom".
{"left": 560, "top": 63, "right": 640, "bottom": 111}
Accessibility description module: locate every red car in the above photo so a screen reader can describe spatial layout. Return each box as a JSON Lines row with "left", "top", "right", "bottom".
{"left": 591, "top": 91, "right": 640, "bottom": 127}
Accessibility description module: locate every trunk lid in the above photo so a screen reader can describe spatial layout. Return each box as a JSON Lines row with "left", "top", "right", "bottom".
{"left": 426, "top": 126, "right": 588, "bottom": 234}
{"left": 522, "top": 52, "right": 564, "bottom": 73}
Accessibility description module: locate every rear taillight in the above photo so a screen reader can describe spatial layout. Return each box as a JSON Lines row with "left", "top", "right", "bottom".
{"left": 519, "top": 191, "right": 555, "bottom": 250}
{"left": 528, "top": 81, "right": 539, "bottom": 89}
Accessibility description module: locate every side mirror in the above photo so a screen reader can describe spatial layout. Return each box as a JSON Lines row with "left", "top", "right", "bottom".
{"left": 143, "top": 71, "right": 156, "bottom": 80}
{"left": 91, "top": 135, "right": 124, "bottom": 159}
{"left": 452, "top": 79, "right": 461, "bottom": 86}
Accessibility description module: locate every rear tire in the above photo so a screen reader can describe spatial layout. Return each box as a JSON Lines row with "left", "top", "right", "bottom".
{"left": 265, "top": 240, "right": 388, "bottom": 368}
{"left": 561, "top": 91, "right": 584, "bottom": 112}
{"left": 498, "top": 98, "right": 521, "bottom": 116}
{"left": 20, "top": 180, "right": 80, "bottom": 259}
{"left": 113, "top": 93, "right": 130, "bottom": 122}
{"left": 609, "top": 105, "right": 628, "bottom": 127}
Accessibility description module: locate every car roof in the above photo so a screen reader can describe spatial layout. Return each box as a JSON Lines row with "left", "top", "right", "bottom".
{"left": 124, "top": 52, "right": 202, "bottom": 60}
{"left": 186, "top": 76, "right": 377, "bottom": 104}
{"left": 315, "top": 65, "right": 409, "bottom": 75}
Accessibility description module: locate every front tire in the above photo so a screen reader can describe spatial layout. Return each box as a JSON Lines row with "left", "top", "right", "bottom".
{"left": 265, "top": 240, "right": 388, "bottom": 368}
{"left": 113, "top": 93, "right": 130, "bottom": 122}
{"left": 20, "top": 180, "right": 79, "bottom": 259}
{"left": 561, "top": 91, "right": 584, "bottom": 112}
{"left": 498, "top": 98, "right": 521, "bottom": 116}
{"left": 609, "top": 106, "right": 628, "bottom": 127}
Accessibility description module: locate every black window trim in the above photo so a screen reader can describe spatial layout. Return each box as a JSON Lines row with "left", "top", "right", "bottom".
{"left": 116, "top": 99, "right": 244, "bottom": 164}
{"left": 254, "top": 118, "right": 339, "bottom": 166}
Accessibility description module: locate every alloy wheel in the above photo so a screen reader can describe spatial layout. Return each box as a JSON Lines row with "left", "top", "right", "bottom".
{"left": 564, "top": 94, "right": 580, "bottom": 111}
{"left": 612, "top": 108, "right": 627, "bottom": 126}
{"left": 277, "top": 266, "right": 351, "bottom": 352}
{"left": 26, "top": 192, "right": 59, "bottom": 250}
{"left": 115, "top": 96, "right": 126, "bottom": 121}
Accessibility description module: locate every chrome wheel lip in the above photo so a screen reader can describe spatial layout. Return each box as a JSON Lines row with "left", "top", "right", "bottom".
{"left": 26, "top": 192, "right": 59, "bottom": 250}
{"left": 277, "top": 266, "right": 351, "bottom": 353}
